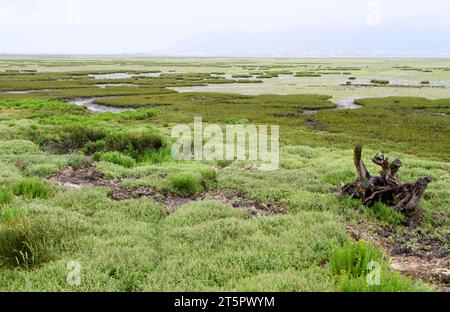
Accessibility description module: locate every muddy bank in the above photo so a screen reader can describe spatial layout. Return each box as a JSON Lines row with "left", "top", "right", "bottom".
{"left": 88, "top": 73, "right": 133, "bottom": 80}
{"left": 65, "top": 98, "right": 134, "bottom": 113}
{"left": 49, "top": 164, "right": 280, "bottom": 215}
{"left": 96, "top": 83, "right": 139, "bottom": 89}
{"left": 88, "top": 72, "right": 161, "bottom": 80}
{"left": 333, "top": 96, "right": 362, "bottom": 110}
{"left": 348, "top": 222, "right": 450, "bottom": 291}
{"left": 0, "top": 90, "right": 36, "bottom": 94}
{"left": 274, "top": 97, "right": 362, "bottom": 117}
{"left": 49, "top": 163, "right": 139, "bottom": 189}
{"left": 111, "top": 185, "right": 281, "bottom": 215}
{"left": 299, "top": 97, "right": 362, "bottom": 115}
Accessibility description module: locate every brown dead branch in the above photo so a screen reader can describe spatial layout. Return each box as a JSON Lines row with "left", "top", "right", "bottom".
{"left": 341, "top": 145, "right": 431, "bottom": 215}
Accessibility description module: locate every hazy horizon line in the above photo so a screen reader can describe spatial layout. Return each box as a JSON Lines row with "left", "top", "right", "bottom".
{"left": 1, "top": 53, "right": 449, "bottom": 59}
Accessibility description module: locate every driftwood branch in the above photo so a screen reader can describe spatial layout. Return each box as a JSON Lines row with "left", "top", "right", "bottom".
{"left": 341, "top": 146, "right": 431, "bottom": 215}
{"left": 354, "top": 145, "right": 371, "bottom": 181}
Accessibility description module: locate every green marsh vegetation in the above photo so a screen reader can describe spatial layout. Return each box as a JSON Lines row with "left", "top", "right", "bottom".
{"left": 329, "top": 240, "right": 433, "bottom": 291}
{"left": 309, "top": 97, "right": 450, "bottom": 159}
{"left": 295, "top": 72, "right": 322, "bottom": 77}
{"left": 0, "top": 57, "right": 448, "bottom": 291}
{"left": 370, "top": 79, "right": 390, "bottom": 85}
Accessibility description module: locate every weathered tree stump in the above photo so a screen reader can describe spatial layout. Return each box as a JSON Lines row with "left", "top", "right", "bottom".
{"left": 341, "top": 145, "right": 431, "bottom": 214}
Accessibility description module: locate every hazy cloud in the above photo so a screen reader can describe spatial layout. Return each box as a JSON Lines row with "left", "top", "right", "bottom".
{"left": 0, "top": 0, "right": 449, "bottom": 56}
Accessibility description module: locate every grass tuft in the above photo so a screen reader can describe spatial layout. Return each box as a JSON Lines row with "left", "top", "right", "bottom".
{"left": 93, "top": 151, "right": 136, "bottom": 168}
{"left": 0, "top": 209, "right": 73, "bottom": 268}
{"left": 364, "top": 202, "right": 405, "bottom": 225}
{"left": 0, "top": 187, "right": 13, "bottom": 207}
{"left": 329, "top": 240, "right": 383, "bottom": 278}
{"left": 12, "top": 178, "right": 54, "bottom": 199}
{"left": 169, "top": 174, "right": 199, "bottom": 197}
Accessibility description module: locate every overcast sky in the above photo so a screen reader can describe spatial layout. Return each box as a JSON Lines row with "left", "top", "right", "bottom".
{"left": 1, "top": 0, "right": 449, "bottom": 56}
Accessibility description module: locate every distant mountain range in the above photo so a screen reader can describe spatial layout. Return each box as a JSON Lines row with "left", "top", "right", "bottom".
{"left": 158, "top": 23, "right": 450, "bottom": 57}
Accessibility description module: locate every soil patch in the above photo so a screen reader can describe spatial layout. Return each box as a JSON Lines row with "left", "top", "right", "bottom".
{"left": 195, "top": 189, "right": 283, "bottom": 216}
{"left": 49, "top": 163, "right": 140, "bottom": 191}
{"left": 49, "top": 164, "right": 281, "bottom": 215}
{"left": 347, "top": 221, "right": 450, "bottom": 291}
{"left": 49, "top": 164, "right": 111, "bottom": 188}
{"left": 110, "top": 187, "right": 282, "bottom": 216}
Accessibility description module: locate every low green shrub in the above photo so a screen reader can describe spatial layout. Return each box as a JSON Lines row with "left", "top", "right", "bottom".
{"left": 24, "top": 163, "right": 59, "bottom": 178}
{"left": 370, "top": 79, "right": 389, "bottom": 85}
{"left": 0, "top": 163, "right": 22, "bottom": 185}
{"left": 94, "top": 151, "right": 136, "bottom": 168}
{"left": 328, "top": 240, "right": 433, "bottom": 291}
{"left": 199, "top": 168, "right": 218, "bottom": 191}
{"left": 142, "top": 147, "right": 172, "bottom": 164}
{"left": 114, "top": 109, "right": 156, "bottom": 121}
{"left": 169, "top": 174, "right": 198, "bottom": 197}
{"left": 12, "top": 178, "right": 54, "bottom": 199}
{"left": 67, "top": 154, "right": 89, "bottom": 169}
{"left": 81, "top": 139, "right": 107, "bottom": 154}
{"left": 364, "top": 202, "right": 405, "bottom": 225}
{"left": 294, "top": 72, "right": 321, "bottom": 77}
{"left": 62, "top": 124, "right": 106, "bottom": 148}
{"left": 0, "top": 205, "right": 24, "bottom": 223}
{"left": 336, "top": 270, "right": 435, "bottom": 292}
{"left": 421, "top": 81, "right": 430, "bottom": 85}
{"left": 168, "top": 168, "right": 217, "bottom": 197}
{"left": 329, "top": 240, "right": 384, "bottom": 278}
{"left": 0, "top": 211, "right": 70, "bottom": 268}
{"left": 0, "top": 140, "right": 41, "bottom": 155}
{"left": 0, "top": 187, "right": 13, "bottom": 206}
{"left": 106, "top": 129, "right": 164, "bottom": 157}
{"left": 323, "top": 169, "right": 354, "bottom": 186}
{"left": 0, "top": 99, "right": 83, "bottom": 113}
{"left": 53, "top": 125, "right": 166, "bottom": 159}
{"left": 235, "top": 79, "right": 263, "bottom": 84}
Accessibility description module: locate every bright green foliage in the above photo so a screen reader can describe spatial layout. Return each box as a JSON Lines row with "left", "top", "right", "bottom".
{"left": 168, "top": 168, "right": 217, "bottom": 197}
{"left": 328, "top": 240, "right": 433, "bottom": 291}
{"left": 94, "top": 151, "right": 136, "bottom": 168}
{"left": 24, "top": 163, "right": 59, "bottom": 178}
{"left": 12, "top": 178, "right": 54, "bottom": 199}
{"left": 0, "top": 140, "right": 42, "bottom": 155}
{"left": 336, "top": 270, "right": 435, "bottom": 292}
{"left": 312, "top": 97, "right": 450, "bottom": 159}
{"left": 141, "top": 147, "right": 173, "bottom": 164}
{"left": 0, "top": 187, "right": 13, "bottom": 206}
{"left": 169, "top": 174, "right": 199, "bottom": 197}
{"left": 66, "top": 154, "right": 89, "bottom": 169}
{"left": 364, "top": 202, "right": 405, "bottom": 225}
{"left": 0, "top": 207, "right": 76, "bottom": 269}
{"left": 81, "top": 139, "right": 107, "bottom": 154}
{"left": 0, "top": 58, "right": 447, "bottom": 291}
{"left": 198, "top": 168, "right": 217, "bottom": 191}
{"left": 329, "top": 240, "right": 384, "bottom": 278}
